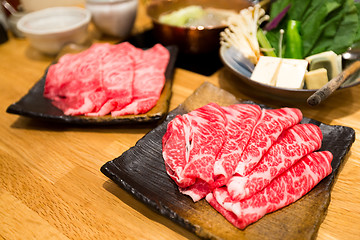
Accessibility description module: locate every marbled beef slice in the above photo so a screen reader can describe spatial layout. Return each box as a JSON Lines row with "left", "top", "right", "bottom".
{"left": 228, "top": 123, "right": 323, "bottom": 201}
{"left": 206, "top": 151, "right": 333, "bottom": 229}
{"left": 162, "top": 103, "right": 227, "bottom": 201}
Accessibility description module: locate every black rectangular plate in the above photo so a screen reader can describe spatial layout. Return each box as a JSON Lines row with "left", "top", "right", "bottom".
{"left": 6, "top": 45, "right": 178, "bottom": 126}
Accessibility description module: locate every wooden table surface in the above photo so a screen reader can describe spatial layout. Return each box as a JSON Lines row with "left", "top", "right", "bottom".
{"left": 1, "top": 3, "right": 360, "bottom": 240}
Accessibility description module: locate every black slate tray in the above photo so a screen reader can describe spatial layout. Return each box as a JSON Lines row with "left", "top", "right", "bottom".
{"left": 6, "top": 45, "right": 178, "bottom": 126}
{"left": 101, "top": 82, "right": 355, "bottom": 240}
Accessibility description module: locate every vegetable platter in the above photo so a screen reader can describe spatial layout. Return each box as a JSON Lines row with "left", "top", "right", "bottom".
{"left": 220, "top": 0, "right": 360, "bottom": 104}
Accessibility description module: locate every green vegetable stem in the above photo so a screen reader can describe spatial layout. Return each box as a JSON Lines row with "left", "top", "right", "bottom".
{"left": 257, "top": 29, "right": 277, "bottom": 57}
{"left": 284, "top": 20, "right": 303, "bottom": 59}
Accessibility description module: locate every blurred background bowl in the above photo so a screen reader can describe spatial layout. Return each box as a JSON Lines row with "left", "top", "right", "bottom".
{"left": 17, "top": 6, "right": 91, "bottom": 55}
{"left": 86, "top": 0, "right": 138, "bottom": 38}
{"left": 146, "top": 0, "right": 253, "bottom": 55}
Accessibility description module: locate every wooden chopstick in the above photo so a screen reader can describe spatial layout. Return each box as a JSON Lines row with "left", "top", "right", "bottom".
{"left": 307, "top": 60, "right": 360, "bottom": 106}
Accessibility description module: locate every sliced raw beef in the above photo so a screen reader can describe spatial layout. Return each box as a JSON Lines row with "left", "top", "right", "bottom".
{"left": 227, "top": 123, "right": 323, "bottom": 201}
{"left": 44, "top": 42, "right": 169, "bottom": 116}
{"left": 111, "top": 44, "right": 170, "bottom": 116}
{"left": 162, "top": 103, "right": 228, "bottom": 190}
{"left": 213, "top": 104, "right": 262, "bottom": 187}
{"left": 86, "top": 43, "right": 142, "bottom": 116}
{"left": 45, "top": 43, "right": 135, "bottom": 115}
{"left": 52, "top": 91, "right": 109, "bottom": 116}
{"left": 179, "top": 180, "right": 212, "bottom": 202}
{"left": 206, "top": 151, "right": 333, "bottom": 229}
{"left": 108, "top": 41, "right": 144, "bottom": 57}
{"left": 234, "top": 107, "right": 303, "bottom": 177}
{"left": 180, "top": 104, "right": 262, "bottom": 201}
{"left": 162, "top": 115, "right": 194, "bottom": 188}
{"left": 44, "top": 43, "right": 113, "bottom": 115}
{"left": 46, "top": 43, "right": 112, "bottom": 99}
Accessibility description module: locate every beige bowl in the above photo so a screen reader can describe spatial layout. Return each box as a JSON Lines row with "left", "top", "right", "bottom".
{"left": 17, "top": 7, "right": 91, "bottom": 55}
{"left": 220, "top": 45, "right": 360, "bottom": 103}
{"left": 86, "top": 0, "right": 138, "bottom": 38}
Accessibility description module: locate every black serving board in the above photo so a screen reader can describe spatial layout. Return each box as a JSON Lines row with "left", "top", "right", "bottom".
{"left": 101, "top": 82, "right": 355, "bottom": 240}
{"left": 6, "top": 45, "right": 178, "bottom": 126}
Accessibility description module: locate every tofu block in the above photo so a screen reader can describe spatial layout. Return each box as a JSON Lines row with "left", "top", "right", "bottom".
{"left": 275, "top": 58, "right": 308, "bottom": 89}
{"left": 250, "top": 56, "right": 282, "bottom": 86}
{"left": 305, "top": 68, "right": 329, "bottom": 89}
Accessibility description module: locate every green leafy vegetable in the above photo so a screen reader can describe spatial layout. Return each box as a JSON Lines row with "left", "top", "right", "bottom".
{"left": 265, "top": 0, "right": 360, "bottom": 58}
{"left": 353, "top": 1, "right": 360, "bottom": 43}
{"left": 270, "top": 0, "right": 311, "bottom": 21}
{"left": 300, "top": 0, "right": 342, "bottom": 56}
{"left": 310, "top": 0, "right": 359, "bottom": 55}
{"left": 269, "top": 0, "right": 292, "bottom": 19}
{"left": 263, "top": 29, "right": 281, "bottom": 56}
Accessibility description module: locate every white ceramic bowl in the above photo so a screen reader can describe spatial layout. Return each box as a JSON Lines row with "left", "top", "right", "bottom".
{"left": 86, "top": 0, "right": 138, "bottom": 38}
{"left": 17, "top": 7, "right": 91, "bottom": 55}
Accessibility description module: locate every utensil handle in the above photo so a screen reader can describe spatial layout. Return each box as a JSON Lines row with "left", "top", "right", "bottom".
{"left": 307, "top": 60, "right": 360, "bottom": 106}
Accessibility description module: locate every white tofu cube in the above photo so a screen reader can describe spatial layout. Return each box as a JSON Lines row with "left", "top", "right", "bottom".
{"left": 275, "top": 58, "right": 308, "bottom": 89}
{"left": 250, "top": 56, "right": 282, "bottom": 86}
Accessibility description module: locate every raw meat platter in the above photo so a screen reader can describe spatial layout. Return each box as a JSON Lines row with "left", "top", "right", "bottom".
{"left": 6, "top": 45, "right": 178, "bottom": 125}
{"left": 101, "top": 82, "right": 355, "bottom": 240}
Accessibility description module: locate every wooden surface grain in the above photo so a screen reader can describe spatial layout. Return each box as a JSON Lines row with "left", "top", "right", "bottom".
{"left": 1, "top": 3, "right": 360, "bottom": 240}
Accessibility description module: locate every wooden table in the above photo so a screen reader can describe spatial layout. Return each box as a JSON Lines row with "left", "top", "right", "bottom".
{"left": 1, "top": 3, "right": 360, "bottom": 240}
